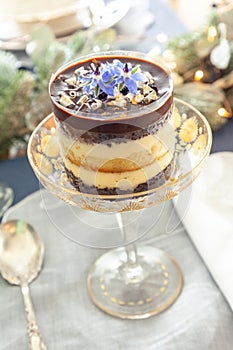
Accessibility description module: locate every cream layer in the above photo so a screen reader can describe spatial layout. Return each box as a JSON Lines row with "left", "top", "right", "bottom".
{"left": 64, "top": 149, "right": 172, "bottom": 190}
{"left": 56, "top": 118, "right": 175, "bottom": 171}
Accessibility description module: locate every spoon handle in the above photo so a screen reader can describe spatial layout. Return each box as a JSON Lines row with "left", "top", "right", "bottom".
{"left": 21, "top": 284, "right": 47, "bottom": 350}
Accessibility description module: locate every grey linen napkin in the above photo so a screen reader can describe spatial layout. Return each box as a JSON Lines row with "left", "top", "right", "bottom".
{"left": 1, "top": 190, "right": 233, "bottom": 349}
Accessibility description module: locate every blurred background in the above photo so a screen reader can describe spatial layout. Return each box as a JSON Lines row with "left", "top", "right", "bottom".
{"left": 166, "top": 0, "right": 217, "bottom": 29}
{"left": 0, "top": 0, "right": 232, "bottom": 159}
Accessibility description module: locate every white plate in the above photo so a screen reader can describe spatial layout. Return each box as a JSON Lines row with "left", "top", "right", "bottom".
{"left": 0, "top": 0, "right": 131, "bottom": 51}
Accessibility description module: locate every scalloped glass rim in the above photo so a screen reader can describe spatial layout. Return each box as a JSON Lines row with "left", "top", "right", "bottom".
{"left": 27, "top": 97, "right": 212, "bottom": 201}
{"left": 49, "top": 49, "right": 173, "bottom": 121}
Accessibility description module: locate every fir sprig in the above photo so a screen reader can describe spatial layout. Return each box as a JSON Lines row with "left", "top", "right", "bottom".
{"left": 0, "top": 58, "right": 34, "bottom": 156}
{"left": 0, "top": 26, "right": 116, "bottom": 157}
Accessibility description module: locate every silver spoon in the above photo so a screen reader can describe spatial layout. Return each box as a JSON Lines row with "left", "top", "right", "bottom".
{"left": 0, "top": 220, "right": 47, "bottom": 350}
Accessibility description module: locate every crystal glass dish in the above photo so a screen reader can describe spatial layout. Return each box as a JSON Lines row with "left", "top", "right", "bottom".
{"left": 28, "top": 97, "right": 212, "bottom": 319}
{"left": 28, "top": 99, "right": 211, "bottom": 213}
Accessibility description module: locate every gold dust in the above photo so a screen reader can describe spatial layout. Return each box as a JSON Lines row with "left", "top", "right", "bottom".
{"left": 41, "top": 135, "right": 50, "bottom": 152}
{"left": 146, "top": 298, "right": 153, "bottom": 303}
{"left": 81, "top": 201, "right": 99, "bottom": 212}
{"left": 41, "top": 131, "right": 47, "bottom": 138}
{"left": 164, "top": 272, "right": 169, "bottom": 278}
{"left": 192, "top": 134, "right": 207, "bottom": 152}
{"left": 111, "top": 297, "right": 117, "bottom": 303}
{"left": 41, "top": 135, "right": 60, "bottom": 158}
{"left": 34, "top": 153, "right": 53, "bottom": 175}
{"left": 174, "top": 108, "right": 182, "bottom": 128}
{"left": 163, "top": 279, "right": 169, "bottom": 285}
{"left": 100, "top": 284, "right": 106, "bottom": 291}
{"left": 156, "top": 190, "right": 177, "bottom": 204}
{"left": 128, "top": 301, "right": 135, "bottom": 306}
{"left": 137, "top": 300, "right": 144, "bottom": 305}
{"left": 154, "top": 292, "right": 160, "bottom": 297}
{"left": 160, "top": 287, "right": 166, "bottom": 293}
{"left": 51, "top": 127, "right": 56, "bottom": 135}
{"left": 179, "top": 117, "right": 198, "bottom": 143}
{"left": 119, "top": 300, "right": 125, "bottom": 305}
{"left": 161, "top": 264, "right": 167, "bottom": 271}
{"left": 103, "top": 292, "right": 109, "bottom": 297}
{"left": 169, "top": 177, "right": 178, "bottom": 183}
{"left": 121, "top": 201, "right": 145, "bottom": 212}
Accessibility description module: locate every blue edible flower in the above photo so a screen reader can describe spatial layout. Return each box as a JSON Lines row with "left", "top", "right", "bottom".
{"left": 112, "top": 60, "right": 148, "bottom": 95}
{"left": 78, "top": 59, "right": 148, "bottom": 97}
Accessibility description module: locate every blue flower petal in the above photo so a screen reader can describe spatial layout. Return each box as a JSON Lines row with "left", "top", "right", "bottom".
{"left": 84, "top": 84, "right": 91, "bottom": 93}
{"left": 78, "top": 59, "right": 150, "bottom": 99}
{"left": 102, "top": 71, "right": 113, "bottom": 82}
{"left": 131, "top": 71, "right": 148, "bottom": 82}
{"left": 125, "top": 77, "right": 137, "bottom": 95}
{"left": 115, "top": 76, "right": 124, "bottom": 84}
{"left": 91, "top": 79, "right": 98, "bottom": 88}
{"left": 110, "top": 65, "right": 121, "bottom": 77}
{"left": 98, "top": 80, "right": 105, "bottom": 92}
{"left": 80, "top": 76, "right": 92, "bottom": 83}
{"left": 99, "top": 80, "right": 114, "bottom": 96}
{"left": 104, "top": 85, "right": 115, "bottom": 96}
{"left": 113, "top": 59, "right": 124, "bottom": 69}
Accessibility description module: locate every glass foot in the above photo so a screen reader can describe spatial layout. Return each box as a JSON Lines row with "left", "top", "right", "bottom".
{"left": 87, "top": 246, "right": 183, "bottom": 319}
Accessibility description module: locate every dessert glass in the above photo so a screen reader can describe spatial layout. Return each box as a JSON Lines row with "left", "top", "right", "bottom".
{"left": 28, "top": 51, "right": 212, "bottom": 319}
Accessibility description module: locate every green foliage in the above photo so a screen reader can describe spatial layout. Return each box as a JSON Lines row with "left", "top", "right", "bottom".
{"left": 0, "top": 65, "right": 34, "bottom": 156}
{"left": 26, "top": 26, "right": 71, "bottom": 92}
{"left": 165, "top": 10, "right": 221, "bottom": 75}
{"left": 26, "top": 25, "right": 116, "bottom": 93}
{"left": 67, "top": 28, "right": 116, "bottom": 57}
{"left": 0, "top": 51, "right": 19, "bottom": 91}
{"left": 0, "top": 26, "right": 117, "bottom": 157}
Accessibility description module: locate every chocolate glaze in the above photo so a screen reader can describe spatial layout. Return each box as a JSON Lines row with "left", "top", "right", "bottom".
{"left": 50, "top": 55, "right": 173, "bottom": 134}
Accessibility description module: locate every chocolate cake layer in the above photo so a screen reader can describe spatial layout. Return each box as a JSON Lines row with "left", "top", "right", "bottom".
{"left": 65, "top": 162, "right": 173, "bottom": 195}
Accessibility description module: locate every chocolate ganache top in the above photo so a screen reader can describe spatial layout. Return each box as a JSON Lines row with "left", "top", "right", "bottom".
{"left": 49, "top": 54, "right": 173, "bottom": 133}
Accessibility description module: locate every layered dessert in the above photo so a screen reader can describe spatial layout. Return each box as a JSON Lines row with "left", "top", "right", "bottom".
{"left": 49, "top": 52, "right": 174, "bottom": 195}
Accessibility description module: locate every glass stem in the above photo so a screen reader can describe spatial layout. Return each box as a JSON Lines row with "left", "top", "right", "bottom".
{"left": 116, "top": 212, "right": 144, "bottom": 283}
{"left": 125, "top": 243, "right": 138, "bottom": 266}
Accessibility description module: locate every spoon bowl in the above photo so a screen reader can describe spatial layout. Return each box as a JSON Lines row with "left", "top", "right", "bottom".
{"left": 0, "top": 219, "right": 47, "bottom": 350}
{"left": 0, "top": 220, "right": 44, "bottom": 285}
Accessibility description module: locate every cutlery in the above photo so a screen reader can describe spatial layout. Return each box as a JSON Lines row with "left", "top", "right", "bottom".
{"left": 0, "top": 220, "right": 47, "bottom": 350}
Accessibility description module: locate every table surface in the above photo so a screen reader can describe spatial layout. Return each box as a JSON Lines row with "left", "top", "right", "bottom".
{"left": 1, "top": 190, "right": 233, "bottom": 350}
{"left": 0, "top": 0, "right": 233, "bottom": 350}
